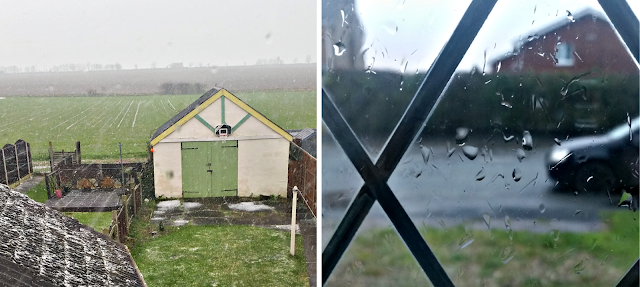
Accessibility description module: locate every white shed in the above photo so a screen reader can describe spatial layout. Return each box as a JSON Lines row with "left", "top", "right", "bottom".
{"left": 150, "top": 88, "right": 293, "bottom": 198}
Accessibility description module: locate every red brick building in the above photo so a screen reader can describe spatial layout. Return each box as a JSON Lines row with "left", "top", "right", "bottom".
{"left": 492, "top": 8, "right": 638, "bottom": 75}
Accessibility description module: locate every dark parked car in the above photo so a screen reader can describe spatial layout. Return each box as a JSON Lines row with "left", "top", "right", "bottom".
{"left": 547, "top": 117, "right": 639, "bottom": 194}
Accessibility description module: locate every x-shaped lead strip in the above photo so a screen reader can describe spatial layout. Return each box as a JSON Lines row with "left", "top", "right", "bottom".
{"left": 322, "top": 0, "right": 639, "bottom": 286}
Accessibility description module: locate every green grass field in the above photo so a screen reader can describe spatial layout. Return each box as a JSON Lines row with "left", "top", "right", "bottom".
{"left": 0, "top": 91, "right": 315, "bottom": 161}
{"left": 327, "top": 211, "right": 639, "bottom": 287}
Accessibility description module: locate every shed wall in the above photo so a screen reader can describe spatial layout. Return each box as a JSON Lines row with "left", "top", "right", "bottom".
{"left": 238, "top": 138, "right": 289, "bottom": 196}
{"left": 153, "top": 142, "right": 182, "bottom": 198}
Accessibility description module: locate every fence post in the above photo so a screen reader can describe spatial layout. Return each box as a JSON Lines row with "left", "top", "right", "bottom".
{"left": 75, "top": 141, "right": 81, "bottom": 164}
{"left": 48, "top": 142, "right": 54, "bottom": 173}
{"left": 122, "top": 195, "right": 129, "bottom": 230}
{"left": 290, "top": 186, "right": 298, "bottom": 256}
{"left": 111, "top": 210, "right": 118, "bottom": 241}
{"left": 14, "top": 144, "right": 20, "bottom": 183}
{"left": 25, "top": 142, "right": 32, "bottom": 177}
{"left": 1, "top": 149, "right": 7, "bottom": 185}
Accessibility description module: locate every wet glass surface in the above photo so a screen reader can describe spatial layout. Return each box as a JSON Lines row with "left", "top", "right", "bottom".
{"left": 323, "top": 0, "right": 640, "bottom": 285}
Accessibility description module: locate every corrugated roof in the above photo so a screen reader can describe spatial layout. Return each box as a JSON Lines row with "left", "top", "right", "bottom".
{"left": 0, "top": 184, "right": 145, "bottom": 286}
{"left": 150, "top": 88, "right": 292, "bottom": 145}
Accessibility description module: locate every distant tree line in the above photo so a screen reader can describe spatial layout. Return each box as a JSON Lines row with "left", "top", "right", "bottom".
{"left": 159, "top": 82, "right": 207, "bottom": 95}
{"left": 0, "top": 63, "right": 123, "bottom": 73}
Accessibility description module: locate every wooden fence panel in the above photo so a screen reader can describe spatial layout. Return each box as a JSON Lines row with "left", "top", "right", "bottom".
{"left": 287, "top": 143, "right": 316, "bottom": 218}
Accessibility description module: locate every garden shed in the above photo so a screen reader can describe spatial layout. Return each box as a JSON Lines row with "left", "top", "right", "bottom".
{"left": 150, "top": 88, "right": 293, "bottom": 198}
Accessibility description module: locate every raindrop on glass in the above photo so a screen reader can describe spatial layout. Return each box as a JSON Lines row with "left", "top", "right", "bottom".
{"left": 503, "top": 134, "right": 515, "bottom": 142}
{"left": 333, "top": 42, "right": 346, "bottom": 56}
{"left": 554, "top": 138, "right": 562, "bottom": 146}
{"left": 455, "top": 127, "right": 470, "bottom": 144}
{"left": 573, "top": 259, "right": 586, "bottom": 274}
{"left": 501, "top": 101, "right": 512, "bottom": 108}
{"left": 566, "top": 10, "right": 575, "bottom": 22}
{"left": 522, "top": 130, "right": 533, "bottom": 150}
{"left": 482, "top": 213, "right": 491, "bottom": 230}
{"left": 500, "top": 245, "right": 515, "bottom": 264}
{"left": 512, "top": 168, "right": 522, "bottom": 182}
{"left": 340, "top": 10, "right": 346, "bottom": 27}
{"left": 420, "top": 145, "right": 432, "bottom": 165}
{"left": 574, "top": 209, "right": 581, "bottom": 215}
{"left": 458, "top": 233, "right": 475, "bottom": 250}
{"left": 539, "top": 203, "right": 545, "bottom": 213}
{"left": 475, "top": 168, "right": 485, "bottom": 181}
{"left": 527, "top": 34, "right": 539, "bottom": 41}
{"left": 551, "top": 229, "right": 560, "bottom": 241}
{"left": 515, "top": 148, "right": 526, "bottom": 162}
{"left": 462, "top": 145, "right": 479, "bottom": 160}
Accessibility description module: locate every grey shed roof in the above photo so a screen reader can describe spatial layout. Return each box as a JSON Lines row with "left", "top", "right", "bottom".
{"left": 288, "top": 128, "right": 316, "bottom": 141}
{"left": 151, "top": 87, "right": 222, "bottom": 141}
{"left": 0, "top": 184, "right": 145, "bottom": 286}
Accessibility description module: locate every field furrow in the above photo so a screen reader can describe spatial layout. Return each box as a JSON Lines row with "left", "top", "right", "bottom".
{"left": 0, "top": 91, "right": 314, "bottom": 160}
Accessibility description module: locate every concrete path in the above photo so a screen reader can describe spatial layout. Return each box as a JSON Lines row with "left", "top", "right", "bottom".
{"left": 13, "top": 175, "right": 44, "bottom": 194}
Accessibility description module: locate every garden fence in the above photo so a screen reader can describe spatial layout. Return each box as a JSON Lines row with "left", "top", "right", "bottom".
{"left": 287, "top": 143, "right": 316, "bottom": 218}
{"left": 0, "top": 140, "right": 32, "bottom": 186}
{"left": 108, "top": 184, "right": 142, "bottom": 243}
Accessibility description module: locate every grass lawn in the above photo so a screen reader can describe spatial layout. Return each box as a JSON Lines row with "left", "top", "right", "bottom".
{"left": 24, "top": 180, "right": 48, "bottom": 203}
{"left": 127, "top": 201, "right": 309, "bottom": 287}
{"left": 62, "top": 211, "right": 113, "bottom": 233}
{"left": 0, "top": 90, "right": 315, "bottom": 161}
{"left": 327, "top": 211, "right": 639, "bottom": 287}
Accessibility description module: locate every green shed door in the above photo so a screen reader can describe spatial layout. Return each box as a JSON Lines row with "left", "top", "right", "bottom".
{"left": 181, "top": 141, "right": 238, "bottom": 197}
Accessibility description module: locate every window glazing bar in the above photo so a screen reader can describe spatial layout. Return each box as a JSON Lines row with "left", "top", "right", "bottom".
{"left": 598, "top": 0, "right": 639, "bottom": 64}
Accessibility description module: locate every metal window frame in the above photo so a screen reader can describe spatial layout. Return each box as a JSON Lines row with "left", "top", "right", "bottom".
{"left": 321, "top": 0, "right": 640, "bottom": 285}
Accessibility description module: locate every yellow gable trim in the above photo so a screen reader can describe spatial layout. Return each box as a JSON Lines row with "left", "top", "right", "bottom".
{"left": 220, "top": 90, "right": 293, "bottom": 142}
{"left": 151, "top": 89, "right": 292, "bottom": 146}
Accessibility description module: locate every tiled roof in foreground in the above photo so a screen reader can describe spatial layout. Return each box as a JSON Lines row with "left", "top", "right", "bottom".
{"left": 0, "top": 184, "right": 145, "bottom": 286}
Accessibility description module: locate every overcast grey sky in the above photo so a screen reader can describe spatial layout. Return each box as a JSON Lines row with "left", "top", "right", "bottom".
{"left": 355, "top": 0, "right": 640, "bottom": 72}
{"left": 0, "top": 0, "right": 316, "bottom": 70}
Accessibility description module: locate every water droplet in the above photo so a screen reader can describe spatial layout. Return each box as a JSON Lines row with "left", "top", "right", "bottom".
{"left": 420, "top": 145, "right": 432, "bottom": 165}
{"left": 455, "top": 127, "right": 470, "bottom": 144}
{"left": 333, "top": 42, "right": 346, "bottom": 56}
{"left": 574, "top": 258, "right": 586, "bottom": 274}
{"left": 503, "top": 134, "right": 515, "bottom": 142}
{"left": 462, "top": 145, "right": 479, "bottom": 160}
{"left": 566, "top": 10, "right": 575, "bottom": 22}
{"left": 383, "top": 22, "right": 398, "bottom": 35}
{"left": 458, "top": 233, "right": 475, "bottom": 250}
{"left": 501, "top": 101, "right": 512, "bottom": 108}
{"left": 551, "top": 229, "right": 560, "bottom": 241}
{"left": 522, "top": 130, "right": 533, "bottom": 150}
{"left": 536, "top": 52, "right": 545, "bottom": 57}
{"left": 439, "top": 219, "right": 446, "bottom": 228}
{"left": 512, "top": 168, "right": 522, "bottom": 182}
{"left": 475, "top": 168, "right": 485, "bottom": 181}
{"left": 539, "top": 203, "right": 545, "bottom": 213}
{"left": 496, "top": 61, "right": 502, "bottom": 73}
{"left": 500, "top": 245, "right": 515, "bottom": 264}
{"left": 515, "top": 149, "right": 526, "bottom": 162}
{"left": 554, "top": 138, "right": 562, "bottom": 146}
{"left": 527, "top": 34, "right": 539, "bottom": 41}
{"left": 574, "top": 209, "right": 581, "bottom": 215}
{"left": 400, "top": 59, "right": 408, "bottom": 74}
{"left": 484, "top": 79, "right": 492, "bottom": 84}
{"left": 340, "top": 10, "right": 347, "bottom": 27}
{"left": 482, "top": 213, "right": 491, "bottom": 230}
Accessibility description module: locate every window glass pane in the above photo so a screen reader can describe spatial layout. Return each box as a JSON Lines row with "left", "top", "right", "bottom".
{"left": 387, "top": 0, "right": 639, "bottom": 285}
{"left": 322, "top": 0, "right": 471, "bottom": 159}
{"left": 322, "top": 122, "right": 364, "bottom": 248}
{"left": 325, "top": 203, "right": 432, "bottom": 286}
{"left": 324, "top": 0, "right": 639, "bottom": 285}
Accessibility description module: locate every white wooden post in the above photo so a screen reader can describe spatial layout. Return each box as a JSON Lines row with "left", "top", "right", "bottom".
{"left": 290, "top": 186, "right": 298, "bottom": 256}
